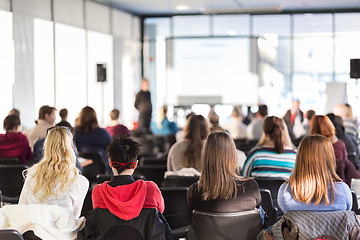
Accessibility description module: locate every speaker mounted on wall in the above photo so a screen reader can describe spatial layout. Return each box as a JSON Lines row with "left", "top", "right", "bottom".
{"left": 97, "top": 63, "right": 107, "bottom": 82}
{"left": 350, "top": 59, "right": 360, "bottom": 79}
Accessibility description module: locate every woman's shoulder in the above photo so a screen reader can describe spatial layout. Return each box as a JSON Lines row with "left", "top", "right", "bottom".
{"left": 75, "top": 174, "right": 90, "bottom": 188}
{"left": 169, "top": 141, "right": 189, "bottom": 153}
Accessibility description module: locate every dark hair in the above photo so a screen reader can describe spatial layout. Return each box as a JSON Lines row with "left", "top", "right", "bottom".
{"left": 110, "top": 109, "right": 120, "bottom": 120}
{"left": 77, "top": 106, "right": 99, "bottom": 133}
{"left": 183, "top": 114, "right": 210, "bottom": 168}
{"left": 306, "top": 110, "right": 315, "bottom": 121}
{"left": 9, "top": 108, "right": 20, "bottom": 118}
{"left": 263, "top": 116, "right": 284, "bottom": 154}
{"left": 258, "top": 105, "right": 268, "bottom": 117}
{"left": 4, "top": 115, "right": 21, "bottom": 132}
{"left": 39, "top": 105, "right": 56, "bottom": 120}
{"left": 106, "top": 136, "right": 141, "bottom": 174}
{"left": 59, "top": 109, "right": 68, "bottom": 120}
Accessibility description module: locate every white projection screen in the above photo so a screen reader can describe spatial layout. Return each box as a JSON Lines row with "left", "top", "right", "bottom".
{"left": 166, "top": 37, "right": 258, "bottom": 106}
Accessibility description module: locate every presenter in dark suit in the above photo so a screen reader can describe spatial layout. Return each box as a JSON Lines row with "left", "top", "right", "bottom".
{"left": 135, "top": 78, "right": 152, "bottom": 132}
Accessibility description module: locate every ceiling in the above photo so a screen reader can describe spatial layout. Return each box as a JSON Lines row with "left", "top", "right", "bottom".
{"left": 97, "top": 0, "right": 360, "bottom": 16}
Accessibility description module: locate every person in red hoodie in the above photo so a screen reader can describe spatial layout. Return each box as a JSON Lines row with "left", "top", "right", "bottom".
{"left": 0, "top": 114, "right": 32, "bottom": 164}
{"left": 78, "top": 136, "right": 174, "bottom": 240}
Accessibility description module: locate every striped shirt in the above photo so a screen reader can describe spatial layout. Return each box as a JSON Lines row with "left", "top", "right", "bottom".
{"left": 242, "top": 147, "right": 296, "bottom": 178}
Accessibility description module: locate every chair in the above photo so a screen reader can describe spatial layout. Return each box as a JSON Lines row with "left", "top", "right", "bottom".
{"left": 255, "top": 177, "right": 287, "bottom": 210}
{"left": 234, "top": 139, "right": 259, "bottom": 155}
{"left": 100, "top": 225, "right": 144, "bottom": 240}
{"left": 0, "top": 158, "right": 21, "bottom": 165}
{"left": 80, "top": 188, "right": 93, "bottom": 217}
{"left": 260, "top": 188, "right": 278, "bottom": 226}
{"left": 133, "top": 135, "right": 158, "bottom": 157}
{"left": 96, "top": 174, "right": 145, "bottom": 184}
{"left": 187, "top": 209, "right": 263, "bottom": 240}
{"left": 0, "top": 229, "right": 24, "bottom": 240}
{"left": 79, "top": 152, "right": 106, "bottom": 183}
{"left": 0, "top": 165, "right": 27, "bottom": 204}
{"left": 160, "top": 187, "right": 191, "bottom": 238}
{"left": 163, "top": 175, "right": 199, "bottom": 187}
{"left": 139, "top": 156, "right": 167, "bottom": 166}
{"left": 134, "top": 165, "right": 167, "bottom": 186}
{"left": 351, "top": 190, "right": 360, "bottom": 214}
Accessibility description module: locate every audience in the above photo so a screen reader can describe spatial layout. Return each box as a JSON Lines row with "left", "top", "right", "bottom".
{"left": 105, "top": 108, "right": 130, "bottom": 137}
{"left": 151, "top": 105, "right": 178, "bottom": 135}
{"left": 167, "top": 114, "right": 209, "bottom": 172}
{"left": 19, "top": 126, "right": 89, "bottom": 238}
{"left": 58, "top": 108, "right": 74, "bottom": 133}
{"left": 225, "top": 106, "right": 247, "bottom": 139}
{"left": 75, "top": 106, "right": 112, "bottom": 173}
{"left": 187, "top": 132, "right": 261, "bottom": 214}
{"left": 0, "top": 114, "right": 32, "bottom": 164}
{"left": 247, "top": 104, "right": 268, "bottom": 140}
{"left": 310, "top": 115, "right": 360, "bottom": 186}
{"left": 208, "top": 109, "right": 225, "bottom": 133}
{"left": 278, "top": 134, "right": 352, "bottom": 212}
{"left": 243, "top": 116, "right": 296, "bottom": 178}
{"left": 343, "top": 103, "right": 359, "bottom": 144}
{"left": 24, "top": 105, "right": 56, "bottom": 150}
{"left": 8, "top": 108, "right": 26, "bottom": 131}
{"left": 78, "top": 136, "right": 173, "bottom": 239}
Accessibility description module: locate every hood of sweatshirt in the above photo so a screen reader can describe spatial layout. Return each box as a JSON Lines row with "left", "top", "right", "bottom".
{"left": 92, "top": 180, "right": 150, "bottom": 220}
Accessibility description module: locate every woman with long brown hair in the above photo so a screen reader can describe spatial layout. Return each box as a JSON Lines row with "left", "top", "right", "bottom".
{"left": 242, "top": 116, "right": 296, "bottom": 178}
{"left": 310, "top": 115, "right": 360, "bottom": 186}
{"left": 167, "top": 114, "right": 209, "bottom": 172}
{"left": 187, "top": 131, "right": 261, "bottom": 213}
{"left": 75, "top": 106, "right": 112, "bottom": 173}
{"left": 277, "top": 134, "right": 352, "bottom": 212}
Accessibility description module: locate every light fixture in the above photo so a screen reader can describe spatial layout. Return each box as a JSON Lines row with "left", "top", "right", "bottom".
{"left": 200, "top": 6, "right": 282, "bottom": 14}
{"left": 176, "top": 5, "right": 190, "bottom": 11}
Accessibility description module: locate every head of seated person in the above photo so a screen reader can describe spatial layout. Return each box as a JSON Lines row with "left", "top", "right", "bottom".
{"left": 278, "top": 134, "right": 352, "bottom": 212}
{"left": 4, "top": 114, "right": 21, "bottom": 134}
{"left": 76, "top": 106, "right": 99, "bottom": 133}
{"left": 187, "top": 131, "right": 261, "bottom": 213}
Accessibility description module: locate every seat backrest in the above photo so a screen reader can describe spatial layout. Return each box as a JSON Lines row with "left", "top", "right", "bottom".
{"left": 80, "top": 152, "right": 106, "bottom": 182}
{"left": 260, "top": 188, "right": 278, "bottom": 226}
{"left": 80, "top": 188, "right": 93, "bottom": 217}
{"left": 163, "top": 175, "right": 199, "bottom": 187}
{"left": 160, "top": 187, "right": 191, "bottom": 229}
{"left": 0, "top": 229, "right": 24, "bottom": 240}
{"left": 0, "top": 158, "right": 21, "bottom": 165}
{"left": 0, "top": 165, "right": 27, "bottom": 202}
{"left": 139, "top": 156, "right": 167, "bottom": 166}
{"left": 351, "top": 190, "right": 359, "bottom": 214}
{"left": 134, "top": 165, "right": 167, "bottom": 186}
{"left": 100, "top": 224, "right": 145, "bottom": 240}
{"left": 133, "top": 135, "right": 158, "bottom": 157}
{"left": 191, "top": 209, "right": 262, "bottom": 240}
{"left": 255, "top": 177, "right": 286, "bottom": 209}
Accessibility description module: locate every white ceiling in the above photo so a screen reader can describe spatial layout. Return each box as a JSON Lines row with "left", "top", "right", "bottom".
{"left": 99, "top": 0, "right": 360, "bottom": 15}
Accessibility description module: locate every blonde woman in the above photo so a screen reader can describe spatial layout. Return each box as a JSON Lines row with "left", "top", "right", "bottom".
{"left": 277, "top": 135, "right": 352, "bottom": 212}
{"left": 187, "top": 132, "right": 261, "bottom": 213}
{"left": 19, "top": 126, "right": 89, "bottom": 220}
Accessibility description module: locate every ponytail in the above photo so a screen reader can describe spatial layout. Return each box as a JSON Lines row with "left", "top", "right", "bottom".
{"left": 263, "top": 116, "right": 285, "bottom": 154}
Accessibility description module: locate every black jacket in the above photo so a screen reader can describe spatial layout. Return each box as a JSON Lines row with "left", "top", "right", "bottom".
{"left": 77, "top": 208, "right": 176, "bottom": 240}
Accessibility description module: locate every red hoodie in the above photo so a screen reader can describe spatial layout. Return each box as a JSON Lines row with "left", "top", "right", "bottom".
{"left": 92, "top": 179, "right": 164, "bottom": 220}
{"left": 0, "top": 132, "right": 32, "bottom": 164}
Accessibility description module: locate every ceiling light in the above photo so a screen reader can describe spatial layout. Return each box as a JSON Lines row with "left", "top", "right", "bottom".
{"left": 176, "top": 5, "right": 190, "bottom": 11}
{"left": 201, "top": 6, "right": 282, "bottom": 14}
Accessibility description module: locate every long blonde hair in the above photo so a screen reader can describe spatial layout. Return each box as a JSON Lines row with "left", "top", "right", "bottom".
{"left": 198, "top": 132, "right": 249, "bottom": 201}
{"left": 287, "top": 134, "right": 342, "bottom": 205}
{"left": 28, "top": 127, "right": 78, "bottom": 202}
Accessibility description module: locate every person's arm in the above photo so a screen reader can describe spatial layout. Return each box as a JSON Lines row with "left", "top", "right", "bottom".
{"left": 24, "top": 137, "right": 33, "bottom": 164}
{"left": 18, "top": 177, "right": 30, "bottom": 204}
{"left": 242, "top": 152, "right": 255, "bottom": 176}
{"left": 342, "top": 182, "right": 353, "bottom": 211}
{"left": 72, "top": 175, "right": 90, "bottom": 219}
{"left": 134, "top": 92, "right": 140, "bottom": 110}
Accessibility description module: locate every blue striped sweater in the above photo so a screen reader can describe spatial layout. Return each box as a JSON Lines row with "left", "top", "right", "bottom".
{"left": 242, "top": 147, "right": 296, "bottom": 178}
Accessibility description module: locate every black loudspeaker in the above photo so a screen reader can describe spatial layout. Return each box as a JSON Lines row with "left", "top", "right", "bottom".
{"left": 97, "top": 63, "right": 107, "bottom": 82}
{"left": 350, "top": 59, "right": 360, "bottom": 79}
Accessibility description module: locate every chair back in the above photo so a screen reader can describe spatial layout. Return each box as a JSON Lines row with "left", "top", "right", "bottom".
{"left": 234, "top": 139, "right": 258, "bottom": 155}
{"left": 163, "top": 175, "right": 199, "bottom": 187}
{"left": 133, "top": 135, "right": 158, "bottom": 157}
{"left": 160, "top": 187, "right": 191, "bottom": 229}
{"left": 80, "top": 152, "right": 106, "bottom": 183}
{"left": 260, "top": 188, "right": 278, "bottom": 226}
{"left": 0, "top": 158, "right": 21, "bottom": 165}
{"left": 351, "top": 190, "right": 359, "bottom": 214}
{"left": 0, "top": 229, "right": 24, "bottom": 240}
{"left": 0, "top": 165, "right": 27, "bottom": 203}
{"left": 139, "top": 156, "right": 167, "bottom": 166}
{"left": 190, "top": 209, "right": 262, "bottom": 240}
{"left": 255, "top": 177, "right": 286, "bottom": 209}
{"left": 80, "top": 188, "right": 93, "bottom": 217}
{"left": 134, "top": 165, "right": 167, "bottom": 186}
{"left": 100, "top": 225, "right": 144, "bottom": 240}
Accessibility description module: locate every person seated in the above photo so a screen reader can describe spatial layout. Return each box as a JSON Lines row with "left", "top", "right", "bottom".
{"left": 24, "top": 105, "right": 56, "bottom": 151}
{"left": 310, "top": 115, "right": 360, "bottom": 186}
{"left": 0, "top": 115, "right": 32, "bottom": 164}
{"left": 105, "top": 108, "right": 130, "bottom": 137}
{"left": 278, "top": 134, "right": 352, "bottom": 212}
{"left": 225, "top": 106, "right": 247, "bottom": 139}
{"left": 243, "top": 116, "right": 296, "bottom": 178}
{"left": 246, "top": 104, "right": 268, "bottom": 141}
{"left": 151, "top": 105, "right": 178, "bottom": 135}
{"left": 208, "top": 109, "right": 225, "bottom": 133}
{"left": 78, "top": 136, "right": 173, "bottom": 239}
{"left": 187, "top": 132, "right": 261, "bottom": 214}
{"left": 19, "top": 126, "right": 89, "bottom": 239}
{"left": 8, "top": 108, "right": 26, "bottom": 131}
{"left": 57, "top": 108, "right": 74, "bottom": 133}
{"left": 75, "top": 106, "right": 112, "bottom": 173}
{"left": 167, "top": 114, "right": 210, "bottom": 172}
